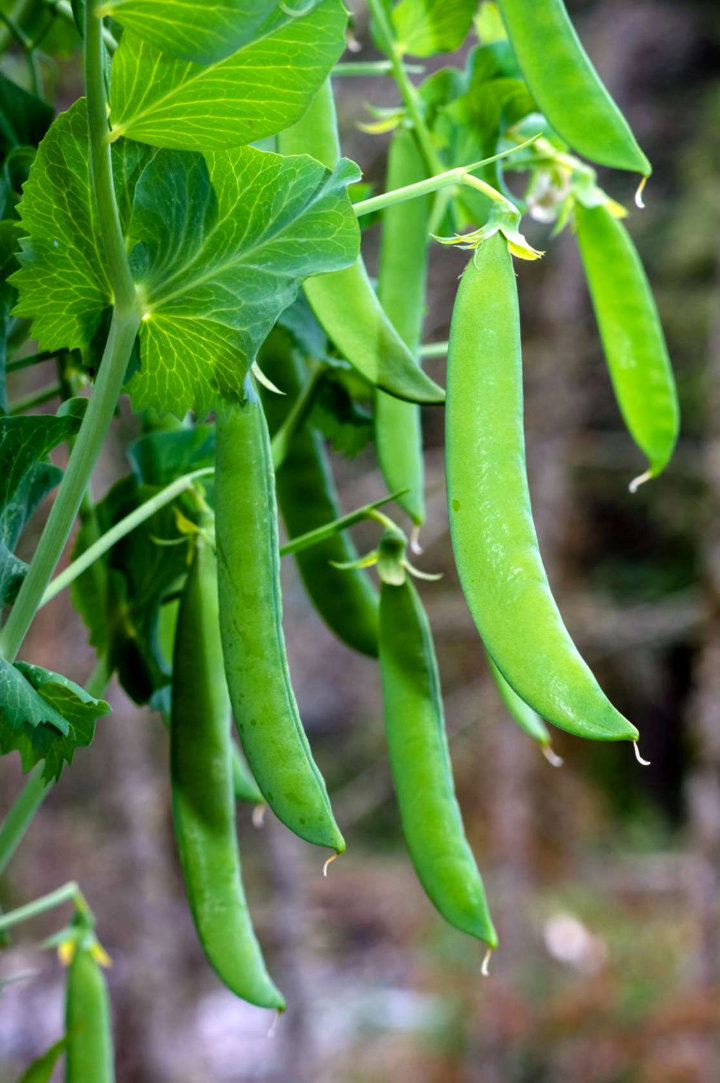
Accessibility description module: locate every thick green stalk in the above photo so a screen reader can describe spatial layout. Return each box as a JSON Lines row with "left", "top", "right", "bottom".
{"left": 0, "top": 766, "right": 49, "bottom": 876}
{"left": 0, "top": 1, "right": 139, "bottom": 661}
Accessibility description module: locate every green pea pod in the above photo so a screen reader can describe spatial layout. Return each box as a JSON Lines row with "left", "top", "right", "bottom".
{"left": 216, "top": 398, "right": 345, "bottom": 854}
{"left": 487, "top": 654, "right": 564, "bottom": 766}
{"left": 376, "top": 128, "right": 431, "bottom": 526}
{"left": 574, "top": 201, "right": 678, "bottom": 486}
{"left": 260, "top": 330, "right": 379, "bottom": 657}
{"left": 231, "top": 740, "right": 265, "bottom": 807}
{"left": 171, "top": 534, "right": 283, "bottom": 1009}
{"left": 278, "top": 80, "right": 444, "bottom": 406}
{"left": 497, "top": 0, "right": 650, "bottom": 176}
{"left": 379, "top": 562, "right": 497, "bottom": 948}
{"left": 65, "top": 946, "right": 114, "bottom": 1083}
{"left": 446, "top": 235, "right": 638, "bottom": 744}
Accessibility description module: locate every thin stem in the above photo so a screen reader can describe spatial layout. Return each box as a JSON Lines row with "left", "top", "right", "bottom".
{"left": 332, "top": 60, "right": 424, "bottom": 76}
{"left": 418, "top": 341, "right": 448, "bottom": 359}
{"left": 39, "top": 467, "right": 214, "bottom": 608}
{"left": 365, "top": 0, "right": 443, "bottom": 176}
{"left": 0, "top": 3, "right": 141, "bottom": 661}
{"left": 9, "top": 381, "right": 61, "bottom": 415}
{"left": 0, "top": 766, "right": 50, "bottom": 877}
{"left": 0, "top": 881, "right": 86, "bottom": 932}
{"left": 6, "top": 351, "right": 58, "bottom": 375}
{"left": 270, "top": 362, "right": 325, "bottom": 471}
{"left": 84, "top": 2, "right": 135, "bottom": 312}
{"left": 280, "top": 491, "right": 405, "bottom": 557}
{"left": 46, "top": 0, "right": 117, "bottom": 50}
{"left": 85, "top": 653, "right": 111, "bottom": 698}
{"left": 0, "top": 0, "right": 37, "bottom": 55}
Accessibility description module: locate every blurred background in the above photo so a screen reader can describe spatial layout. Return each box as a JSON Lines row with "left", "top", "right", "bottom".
{"left": 1, "top": 0, "right": 720, "bottom": 1080}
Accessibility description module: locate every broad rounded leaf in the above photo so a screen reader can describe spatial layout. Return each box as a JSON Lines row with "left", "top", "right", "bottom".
{"left": 109, "top": 0, "right": 347, "bottom": 151}
{"left": 392, "top": 0, "right": 478, "bottom": 58}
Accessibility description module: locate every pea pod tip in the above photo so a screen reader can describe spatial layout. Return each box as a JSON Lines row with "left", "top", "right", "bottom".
{"left": 628, "top": 469, "right": 652, "bottom": 495}
{"left": 323, "top": 851, "right": 341, "bottom": 877}
{"left": 481, "top": 948, "right": 493, "bottom": 977}
{"left": 633, "top": 741, "right": 651, "bottom": 767}
{"left": 252, "top": 804, "right": 266, "bottom": 829}
{"left": 541, "top": 745, "right": 564, "bottom": 768}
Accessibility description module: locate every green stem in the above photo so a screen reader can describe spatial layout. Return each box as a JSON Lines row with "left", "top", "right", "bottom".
{"left": 39, "top": 467, "right": 214, "bottom": 608}
{"left": 270, "top": 361, "right": 325, "bottom": 471}
{"left": 353, "top": 141, "right": 536, "bottom": 218}
{"left": 280, "top": 491, "right": 405, "bottom": 557}
{"left": 418, "top": 341, "right": 448, "bottom": 359}
{"left": 332, "top": 60, "right": 424, "bottom": 76}
{"left": 0, "top": 881, "right": 86, "bottom": 932}
{"left": 0, "top": 2, "right": 140, "bottom": 662}
{"left": 47, "top": 0, "right": 117, "bottom": 51}
{"left": 6, "top": 351, "right": 58, "bottom": 375}
{"left": 0, "top": 766, "right": 50, "bottom": 877}
{"left": 0, "top": 0, "right": 37, "bottom": 55}
{"left": 365, "top": 0, "right": 443, "bottom": 176}
{"left": 85, "top": 653, "right": 111, "bottom": 698}
{"left": 9, "top": 381, "right": 61, "bottom": 415}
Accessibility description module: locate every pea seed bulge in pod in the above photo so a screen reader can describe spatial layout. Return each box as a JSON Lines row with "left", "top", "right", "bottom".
{"left": 0, "top": 1, "right": 714, "bottom": 1079}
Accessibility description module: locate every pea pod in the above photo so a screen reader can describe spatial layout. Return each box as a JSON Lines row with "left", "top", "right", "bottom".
{"left": 446, "top": 234, "right": 638, "bottom": 743}
{"left": 378, "top": 537, "right": 497, "bottom": 948}
{"left": 376, "top": 128, "right": 431, "bottom": 526}
{"left": 278, "top": 80, "right": 444, "bottom": 406}
{"left": 171, "top": 533, "right": 283, "bottom": 1009}
{"left": 497, "top": 0, "right": 650, "bottom": 176}
{"left": 65, "top": 945, "right": 114, "bottom": 1083}
{"left": 574, "top": 200, "right": 678, "bottom": 485}
{"left": 231, "top": 740, "right": 265, "bottom": 807}
{"left": 487, "top": 654, "right": 562, "bottom": 765}
{"left": 260, "top": 329, "right": 379, "bottom": 656}
{"left": 215, "top": 398, "right": 345, "bottom": 853}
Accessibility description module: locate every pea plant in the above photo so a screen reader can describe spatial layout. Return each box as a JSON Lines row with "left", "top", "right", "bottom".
{"left": 0, "top": 0, "right": 677, "bottom": 1070}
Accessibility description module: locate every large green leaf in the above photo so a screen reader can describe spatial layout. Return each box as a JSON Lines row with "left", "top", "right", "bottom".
{"left": 392, "top": 0, "right": 478, "bottom": 57}
{"left": 109, "top": 0, "right": 346, "bottom": 151}
{"left": 100, "top": 0, "right": 284, "bottom": 64}
{"left": 0, "top": 659, "right": 109, "bottom": 781}
{"left": 10, "top": 101, "right": 152, "bottom": 355}
{"left": 0, "top": 219, "right": 22, "bottom": 413}
{"left": 127, "top": 147, "right": 360, "bottom": 416}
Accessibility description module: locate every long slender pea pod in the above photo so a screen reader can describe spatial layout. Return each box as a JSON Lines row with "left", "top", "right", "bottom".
{"left": 65, "top": 945, "right": 114, "bottom": 1083}
{"left": 446, "top": 234, "right": 638, "bottom": 744}
{"left": 486, "top": 654, "right": 562, "bottom": 765}
{"left": 376, "top": 128, "right": 431, "bottom": 526}
{"left": 497, "top": 0, "right": 650, "bottom": 176}
{"left": 574, "top": 201, "right": 678, "bottom": 487}
{"left": 260, "top": 330, "right": 379, "bottom": 656}
{"left": 215, "top": 398, "right": 345, "bottom": 854}
{"left": 378, "top": 553, "right": 497, "bottom": 948}
{"left": 171, "top": 534, "right": 283, "bottom": 1009}
{"left": 278, "top": 80, "right": 444, "bottom": 406}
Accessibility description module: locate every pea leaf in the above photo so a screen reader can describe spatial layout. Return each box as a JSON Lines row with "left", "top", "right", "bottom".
{"left": 0, "top": 659, "right": 110, "bottom": 781}
{"left": 127, "top": 146, "right": 360, "bottom": 416}
{"left": 101, "top": 0, "right": 284, "bottom": 64}
{"left": 0, "top": 413, "right": 82, "bottom": 603}
{"left": 0, "top": 219, "right": 22, "bottom": 413}
{"left": 0, "top": 72, "right": 54, "bottom": 159}
{"left": 392, "top": 0, "right": 478, "bottom": 57}
{"left": 10, "top": 101, "right": 152, "bottom": 356}
{"left": 109, "top": 0, "right": 347, "bottom": 151}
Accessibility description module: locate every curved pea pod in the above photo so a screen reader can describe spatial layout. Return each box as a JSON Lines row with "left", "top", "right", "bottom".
{"left": 171, "top": 535, "right": 283, "bottom": 1009}
{"left": 278, "top": 80, "right": 444, "bottom": 406}
{"left": 574, "top": 201, "right": 678, "bottom": 486}
{"left": 215, "top": 399, "right": 345, "bottom": 854}
{"left": 487, "top": 654, "right": 562, "bottom": 765}
{"left": 379, "top": 558, "right": 497, "bottom": 948}
{"left": 65, "top": 945, "right": 115, "bottom": 1083}
{"left": 376, "top": 128, "right": 431, "bottom": 526}
{"left": 260, "top": 331, "right": 379, "bottom": 657}
{"left": 497, "top": 0, "right": 650, "bottom": 176}
{"left": 446, "top": 234, "right": 638, "bottom": 744}
{"left": 231, "top": 740, "right": 265, "bottom": 807}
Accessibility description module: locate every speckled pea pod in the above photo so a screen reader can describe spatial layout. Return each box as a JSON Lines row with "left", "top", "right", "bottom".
{"left": 278, "top": 79, "right": 444, "bottom": 406}
{"left": 446, "top": 233, "right": 638, "bottom": 744}
{"left": 379, "top": 540, "right": 497, "bottom": 948}
{"left": 65, "top": 946, "right": 114, "bottom": 1083}
{"left": 376, "top": 127, "right": 431, "bottom": 526}
{"left": 574, "top": 200, "right": 678, "bottom": 486}
{"left": 497, "top": 0, "right": 651, "bottom": 176}
{"left": 171, "top": 533, "right": 283, "bottom": 1009}
{"left": 215, "top": 398, "right": 345, "bottom": 854}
